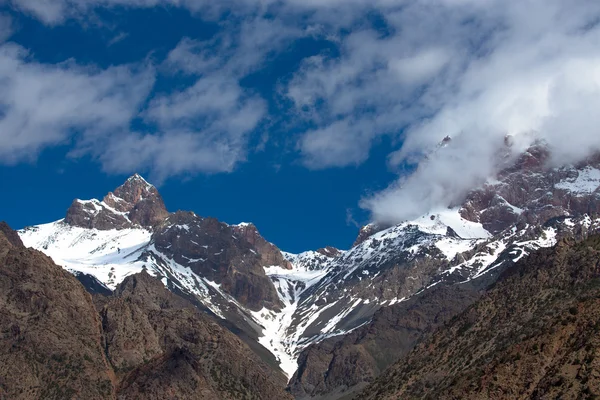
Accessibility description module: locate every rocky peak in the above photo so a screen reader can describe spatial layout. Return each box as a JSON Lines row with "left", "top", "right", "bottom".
{"left": 0, "top": 221, "right": 23, "bottom": 248}
{"left": 353, "top": 223, "right": 389, "bottom": 247}
{"left": 104, "top": 174, "right": 157, "bottom": 211}
{"left": 65, "top": 173, "right": 169, "bottom": 230}
{"left": 232, "top": 222, "right": 293, "bottom": 270}
{"left": 316, "top": 246, "right": 342, "bottom": 257}
{"left": 460, "top": 146, "right": 600, "bottom": 235}
{"left": 151, "top": 214, "right": 286, "bottom": 311}
{"left": 113, "top": 270, "right": 188, "bottom": 311}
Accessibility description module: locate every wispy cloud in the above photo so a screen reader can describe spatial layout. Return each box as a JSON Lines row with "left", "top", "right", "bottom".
{"left": 0, "top": 11, "right": 296, "bottom": 181}
{"left": 358, "top": 0, "right": 600, "bottom": 224}
{"left": 107, "top": 31, "right": 128, "bottom": 46}
{"left": 0, "top": 43, "right": 154, "bottom": 164}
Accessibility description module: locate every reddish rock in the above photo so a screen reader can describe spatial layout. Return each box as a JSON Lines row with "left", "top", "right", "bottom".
{"left": 65, "top": 174, "right": 168, "bottom": 230}
{"left": 232, "top": 223, "right": 293, "bottom": 269}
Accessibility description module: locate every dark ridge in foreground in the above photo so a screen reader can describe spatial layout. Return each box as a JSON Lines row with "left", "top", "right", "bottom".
{"left": 362, "top": 235, "right": 600, "bottom": 399}
{"left": 0, "top": 222, "right": 291, "bottom": 400}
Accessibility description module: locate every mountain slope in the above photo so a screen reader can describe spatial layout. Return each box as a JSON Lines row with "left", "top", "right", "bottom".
{"left": 0, "top": 222, "right": 293, "bottom": 399}
{"left": 362, "top": 235, "right": 600, "bottom": 399}
{"left": 103, "top": 271, "right": 292, "bottom": 400}
{"left": 281, "top": 147, "right": 600, "bottom": 388}
{"left": 289, "top": 284, "right": 480, "bottom": 399}
{"left": 0, "top": 224, "right": 116, "bottom": 399}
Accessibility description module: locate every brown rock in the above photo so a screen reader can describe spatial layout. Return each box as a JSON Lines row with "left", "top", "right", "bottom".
{"left": 0, "top": 226, "right": 116, "bottom": 400}
{"left": 65, "top": 174, "right": 168, "bottom": 230}
{"left": 289, "top": 285, "right": 479, "bottom": 399}
{"left": 103, "top": 271, "right": 292, "bottom": 399}
{"left": 232, "top": 223, "right": 293, "bottom": 269}
{"left": 153, "top": 212, "right": 284, "bottom": 311}
{"left": 362, "top": 235, "right": 600, "bottom": 399}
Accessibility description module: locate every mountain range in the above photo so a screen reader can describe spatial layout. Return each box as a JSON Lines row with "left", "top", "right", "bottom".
{"left": 3, "top": 141, "right": 600, "bottom": 399}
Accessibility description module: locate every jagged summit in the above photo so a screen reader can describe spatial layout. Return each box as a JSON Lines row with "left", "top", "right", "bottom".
{"left": 127, "top": 172, "right": 152, "bottom": 185}
{"left": 64, "top": 174, "right": 168, "bottom": 230}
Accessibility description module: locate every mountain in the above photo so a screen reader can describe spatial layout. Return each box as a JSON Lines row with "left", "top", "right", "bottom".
{"left": 361, "top": 234, "right": 600, "bottom": 399}
{"left": 283, "top": 147, "right": 600, "bottom": 398}
{"left": 17, "top": 143, "right": 600, "bottom": 390}
{"left": 289, "top": 284, "right": 481, "bottom": 399}
{"left": 0, "top": 223, "right": 115, "bottom": 399}
{"left": 0, "top": 223, "right": 292, "bottom": 399}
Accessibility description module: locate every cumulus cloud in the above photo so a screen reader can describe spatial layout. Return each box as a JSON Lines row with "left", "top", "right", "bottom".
{"left": 0, "top": 43, "right": 154, "bottom": 164}
{"left": 125, "top": 17, "right": 298, "bottom": 180}
{"left": 0, "top": 12, "right": 292, "bottom": 180}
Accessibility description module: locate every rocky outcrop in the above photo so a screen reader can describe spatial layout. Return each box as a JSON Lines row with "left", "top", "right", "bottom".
{"left": 0, "top": 220, "right": 24, "bottom": 247}
{"left": 352, "top": 223, "right": 387, "bottom": 247}
{"left": 104, "top": 174, "right": 169, "bottom": 227}
{"left": 102, "top": 271, "right": 292, "bottom": 399}
{"left": 289, "top": 285, "right": 480, "bottom": 399}
{"left": 232, "top": 223, "right": 293, "bottom": 270}
{"left": 153, "top": 212, "right": 284, "bottom": 311}
{"left": 362, "top": 235, "right": 600, "bottom": 399}
{"left": 65, "top": 174, "right": 168, "bottom": 230}
{"left": 316, "top": 246, "right": 342, "bottom": 257}
{"left": 461, "top": 146, "right": 600, "bottom": 235}
{"left": 0, "top": 223, "right": 115, "bottom": 400}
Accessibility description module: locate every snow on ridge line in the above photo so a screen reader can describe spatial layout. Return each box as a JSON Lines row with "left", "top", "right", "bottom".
{"left": 555, "top": 166, "right": 600, "bottom": 194}
{"left": 19, "top": 220, "right": 153, "bottom": 289}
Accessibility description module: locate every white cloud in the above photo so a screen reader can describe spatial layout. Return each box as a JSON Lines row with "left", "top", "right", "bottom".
{"left": 0, "top": 13, "right": 291, "bottom": 179}
{"left": 8, "top": 0, "right": 258, "bottom": 25}
{"left": 6, "top": 0, "right": 600, "bottom": 214}
{"left": 0, "top": 43, "right": 154, "bottom": 164}
{"left": 360, "top": 0, "right": 600, "bottom": 224}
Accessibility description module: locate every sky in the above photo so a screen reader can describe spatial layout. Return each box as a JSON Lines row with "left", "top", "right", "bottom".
{"left": 2, "top": 0, "right": 600, "bottom": 252}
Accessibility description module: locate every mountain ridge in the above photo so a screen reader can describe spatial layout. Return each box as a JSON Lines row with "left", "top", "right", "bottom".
{"left": 17, "top": 145, "right": 600, "bottom": 388}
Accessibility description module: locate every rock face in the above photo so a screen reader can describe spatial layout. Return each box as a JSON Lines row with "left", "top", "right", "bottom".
{"left": 65, "top": 174, "right": 168, "bottom": 230}
{"left": 289, "top": 285, "right": 480, "bottom": 399}
{"left": 362, "top": 235, "right": 600, "bottom": 400}
{"left": 102, "top": 271, "right": 292, "bottom": 400}
{"left": 461, "top": 146, "right": 600, "bottom": 235}
{"left": 0, "top": 223, "right": 292, "bottom": 399}
{"left": 352, "top": 223, "right": 387, "bottom": 247}
{"left": 56, "top": 175, "right": 289, "bottom": 313}
{"left": 153, "top": 212, "right": 284, "bottom": 311}
{"left": 0, "top": 224, "right": 115, "bottom": 400}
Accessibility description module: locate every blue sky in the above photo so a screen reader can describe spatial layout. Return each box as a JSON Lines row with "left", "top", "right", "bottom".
{"left": 1, "top": 0, "right": 600, "bottom": 252}
{"left": 0, "top": 4, "right": 399, "bottom": 252}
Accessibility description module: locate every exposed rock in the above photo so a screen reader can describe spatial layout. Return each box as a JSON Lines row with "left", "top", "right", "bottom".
{"left": 0, "top": 226, "right": 115, "bottom": 400}
{"left": 316, "top": 246, "right": 342, "bottom": 258}
{"left": 103, "top": 271, "right": 292, "bottom": 399}
{"left": 0, "top": 221, "right": 23, "bottom": 247}
{"left": 65, "top": 174, "right": 168, "bottom": 230}
{"left": 232, "top": 223, "right": 293, "bottom": 269}
{"left": 362, "top": 235, "right": 600, "bottom": 399}
{"left": 352, "top": 224, "right": 386, "bottom": 247}
{"left": 0, "top": 223, "right": 291, "bottom": 399}
{"left": 460, "top": 148, "right": 600, "bottom": 235}
{"left": 153, "top": 212, "right": 284, "bottom": 311}
{"left": 289, "top": 285, "right": 480, "bottom": 399}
